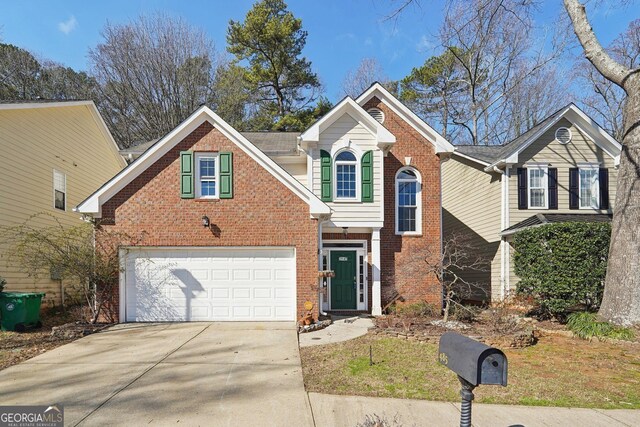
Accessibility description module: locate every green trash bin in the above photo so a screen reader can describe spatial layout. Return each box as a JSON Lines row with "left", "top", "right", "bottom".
{"left": 0, "top": 292, "right": 45, "bottom": 332}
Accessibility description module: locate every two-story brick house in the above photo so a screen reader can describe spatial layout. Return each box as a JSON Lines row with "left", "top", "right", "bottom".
{"left": 77, "top": 83, "right": 454, "bottom": 322}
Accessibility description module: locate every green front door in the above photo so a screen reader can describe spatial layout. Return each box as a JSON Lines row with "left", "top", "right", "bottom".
{"left": 331, "top": 251, "right": 357, "bottom": 310}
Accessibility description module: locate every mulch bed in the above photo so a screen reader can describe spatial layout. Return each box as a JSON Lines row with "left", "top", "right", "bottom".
{"left": 372, "top": 313, "right": 539, "bottom": 348}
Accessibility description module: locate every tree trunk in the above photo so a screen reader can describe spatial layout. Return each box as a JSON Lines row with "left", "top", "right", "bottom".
{"left": 598, "top": 81, "right": 640, "bottom": 326}
{"left": 564, "top": 0, "right": 640, "bottom": 326}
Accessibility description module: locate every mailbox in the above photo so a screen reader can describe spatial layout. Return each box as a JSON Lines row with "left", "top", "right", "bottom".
{"left": 438, "top": 332, "right": 507, "bottom": 386}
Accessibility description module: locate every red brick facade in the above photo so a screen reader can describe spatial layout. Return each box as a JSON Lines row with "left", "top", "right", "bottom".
{"left": 363, "top": 97, "right": 443, "bottom": 307}
{"left": 99, "top": 121, "right": 319, "bottom": 320}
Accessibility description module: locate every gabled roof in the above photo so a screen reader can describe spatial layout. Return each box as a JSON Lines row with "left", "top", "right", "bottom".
{"left": 121, "top": 132, "right": 301, "bottom": 158}
{"left": 300, "top": 96, "right": 396, "bottom": 148}
{"left": 0, "top": 99, "right": 126, "bottom": 168}
{"left": 454, "top": 145, "right": 502, "bottom": 166}
{"left": 500, "top": 213, "right": 612, "bottom": 236}
{"left": 75, "top": 106, "right": 331, "bottom": 218}
{"left": 480, "top": 103, "right": 621, "bottom": 171}
{"left": 355, "top": 82, "right": 454, "bottom": 154}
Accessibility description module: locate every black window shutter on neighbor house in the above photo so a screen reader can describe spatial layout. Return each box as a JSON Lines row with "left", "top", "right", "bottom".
{"left": 548, "top": 168, "right": 558, "bottom": 209}
{"left": 569, "top": 168, "right": 579, "bottom": 209}
{"left": 517, "top": 168, "right": 528, "bottom": 210}
{"left": 599, "top": 168, "right": 609, "bottom": 210}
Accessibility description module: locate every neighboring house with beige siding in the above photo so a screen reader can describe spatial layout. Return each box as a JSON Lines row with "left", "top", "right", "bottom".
{"left": 0, "top": 100, "right": 127, "bottom": 305}
{"left": 443, "top": 103, "right": 621, "bottom": 302}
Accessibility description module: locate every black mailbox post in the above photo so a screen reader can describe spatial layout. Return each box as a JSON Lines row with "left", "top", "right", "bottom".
{"left": 438, "top": 332, "right": 508, "bottom": 427}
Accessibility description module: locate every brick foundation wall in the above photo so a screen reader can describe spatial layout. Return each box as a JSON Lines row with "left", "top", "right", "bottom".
{"left": 98, "top": 121, "right": 319, "bottom": 321}
{"left": 363, "top": 97, "right": 443, "bottom": 307}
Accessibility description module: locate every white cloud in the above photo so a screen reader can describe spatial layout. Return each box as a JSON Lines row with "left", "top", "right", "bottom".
{"left": 416, "top": 35, "right": 434, "bottom": 53}
{"left": 58, "top": 16, "right": 77, "bottom": 35}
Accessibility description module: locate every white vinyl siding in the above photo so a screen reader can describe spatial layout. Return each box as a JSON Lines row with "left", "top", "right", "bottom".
{"left": 442, "top": 157, "right": 502, "bottom": 301}
{"left": 311, "top": 113, "right": 382, "bottom": 225}
{"left": 0, "top": 105, "right": 125, "bottom": 304}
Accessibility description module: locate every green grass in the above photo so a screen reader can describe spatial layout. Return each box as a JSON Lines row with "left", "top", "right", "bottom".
{"left": 567, "top": 312, "right": 636, "bottom": 341}
{"left": 300, "top": 334, "right": 640, "bottom": 409}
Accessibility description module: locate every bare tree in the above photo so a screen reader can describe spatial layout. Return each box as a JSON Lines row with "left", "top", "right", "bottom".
{"left": 564, "top": 0, "right": 640, "bottom": 326}
{"left": 397, "top": 0, "right": 564, "bottom": 145}
{"left": 89, "top": 14, "right": 222, "bottom": 148}
{"left": 400, "top": 234, "right": 488, "bottom": 322}
{"left": 341, "top": 57, "right": 390, "bottom": 98}
{"left": 575, "top": 19, "right": 639, "bottom": 142}
{"left": 0, "top": 215, "right": 144, "bottom": 323}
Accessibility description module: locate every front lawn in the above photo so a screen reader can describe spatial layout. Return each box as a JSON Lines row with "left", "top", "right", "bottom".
{"left": 300, "top": 333, "right": 640, "bottom": 409}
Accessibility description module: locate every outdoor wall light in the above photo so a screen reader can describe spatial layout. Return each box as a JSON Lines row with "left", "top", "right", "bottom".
{"left": 202, "top": 215, "right": 210, "bottom": 228}
{"left": 342, "top": 227, "right": 348, "bottom": 237}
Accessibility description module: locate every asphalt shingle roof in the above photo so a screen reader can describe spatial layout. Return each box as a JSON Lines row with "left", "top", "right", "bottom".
{"left": 454, "top": 104, "right": 572, "bottom": 165}
{"left": 120, "top": 132, "right": 300, "bottom": 157}
{"left": 501, "top": 213, "right": 612, "bottom": 236}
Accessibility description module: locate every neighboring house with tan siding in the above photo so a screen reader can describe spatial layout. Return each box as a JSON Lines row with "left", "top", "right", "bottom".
{"left": 443, "top": 103, "right": 621, "bottom": 302}
{"left": 0, "top": 100, "right": 127, "bottom": 305}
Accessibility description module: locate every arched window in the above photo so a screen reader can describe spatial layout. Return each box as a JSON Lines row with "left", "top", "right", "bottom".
{"left": 395, "top": 167, "right": 422, "bottom": 234}
{"left": 335, "top": 150, "right": 358, "bottom": 200}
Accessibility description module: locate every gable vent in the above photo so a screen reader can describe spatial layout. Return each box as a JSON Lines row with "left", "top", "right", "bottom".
{"left": 367, "top": 108, "right": 385, "bottom": 123}
{"left": 555, "top": 127, "right": 572, "bottom": 145}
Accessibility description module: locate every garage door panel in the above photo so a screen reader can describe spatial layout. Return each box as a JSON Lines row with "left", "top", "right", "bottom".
{"left": 124, "top": 247, "right": 296, "bottom": 322}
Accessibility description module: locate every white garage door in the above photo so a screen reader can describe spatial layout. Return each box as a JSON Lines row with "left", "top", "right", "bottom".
{"left": 122, "top": 247, "right": 296, "bottom": 322}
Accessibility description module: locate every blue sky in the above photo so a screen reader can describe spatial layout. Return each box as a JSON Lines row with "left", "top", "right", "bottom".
{"left": 1, "top": 1, "right": 636, "bottom": 102}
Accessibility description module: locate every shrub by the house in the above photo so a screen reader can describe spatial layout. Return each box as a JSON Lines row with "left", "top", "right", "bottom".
{"left": 513, "top": 222, "right": 611, "bottom": 319}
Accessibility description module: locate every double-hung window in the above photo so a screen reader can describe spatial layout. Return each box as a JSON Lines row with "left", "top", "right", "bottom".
{"left": 196, "top": 153, "right": 218, "bottom": 198}
{"left": 395, "top": 167, "right": 421, "bottom": 234}
{"left": 335, "top": 151, "right": 357, "bottom": 200}
{"left": 579, "top": 167, "right": 599, "bottom": 209}
{"left": 528, "top": 167, "right": 548, "bottom": 209}
{"left": 53, "top": 170, "right": 66, "bottom": 211}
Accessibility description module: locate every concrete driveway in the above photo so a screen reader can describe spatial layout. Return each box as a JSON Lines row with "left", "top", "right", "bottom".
{"left": 0, "top": 322, "right": 314, "bottom": 427}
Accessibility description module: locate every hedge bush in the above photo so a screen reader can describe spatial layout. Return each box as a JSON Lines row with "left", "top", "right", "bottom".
{"left": 513, "top": 222, "right": 610, "bottom": 318}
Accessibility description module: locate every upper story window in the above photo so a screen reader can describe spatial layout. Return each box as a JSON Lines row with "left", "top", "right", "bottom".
{"left": 335, "top": 150, "right": 357, "bottom": 200}
{"left": 53, "top": 170, "right": 66, "bottom": 211}
{"left": 579, "top": 167, "right": 599, "bottom": 209}
{"left": 528, "top": 167, "right": 548, "bottom": 209}
{"left": 395, "top": 167, "right": 422, "bottom": 234}
{"left": 196, "top": 153, "right": 218, "bottom": 198}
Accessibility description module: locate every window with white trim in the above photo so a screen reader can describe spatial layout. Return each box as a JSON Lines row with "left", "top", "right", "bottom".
{"left": 579, "top": 167, "right": 599, "bottom": 209}
{"left": 195, "top": 153, "right": 218, "bottom": 198}
{"left": 53, "top": 170, "right": 66, "bottom": 211}
{"left": 334, "top": 150, "right": 357, "bottom": 199}
{"left": 395, "top": 167, "right": 421, "bottom": 234}
{"left": 528, "top": 167, "right": 547, "bottom": 209}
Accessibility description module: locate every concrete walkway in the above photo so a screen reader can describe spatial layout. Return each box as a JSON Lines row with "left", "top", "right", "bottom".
{"left": 299, "top": 316, "right": 374, "bottom": 347}
{"left": 0, "top": 322, "right": 313, "bottom": 427}
{"left": 309, "top": 393, "right": 640, "bottom": 427}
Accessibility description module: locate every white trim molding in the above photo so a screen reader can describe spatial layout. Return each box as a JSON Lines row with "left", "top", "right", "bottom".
{"left": 356, "top": 83, "right": 454, "bottom": 154}
{"left": 300, "top": 96, "right": 395, "bottom": 151}
{"left": 371, "top": 228, "right": 382, "bottom": 316}
{"left": 395, "top": 166, "right": 422, "bottom": 235}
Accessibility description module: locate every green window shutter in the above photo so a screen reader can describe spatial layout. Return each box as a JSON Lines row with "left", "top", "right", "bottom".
{"left": 320, "top": 150, "right": 332, "bottom": 202}
{"left": 219, "top": 152, "right": 233, "bottom": 199}
{"left": 180, "top": 151, "right": 194, "bottom": 199}
{"left": 361, "top": 151, "right": 373, "bottom": 202}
